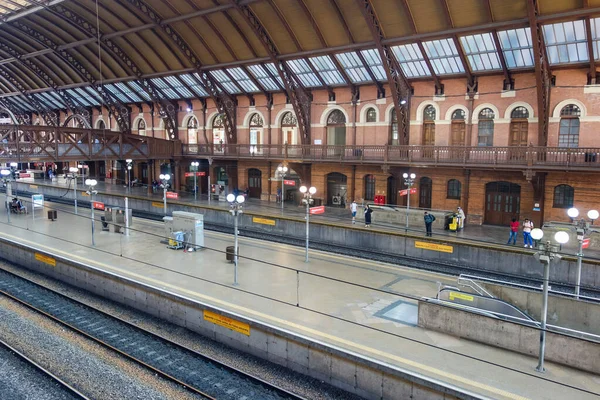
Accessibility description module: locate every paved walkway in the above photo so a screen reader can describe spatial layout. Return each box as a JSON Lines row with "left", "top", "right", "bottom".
{"left": 0, "top": 195, "right": 598, "bottom": 400}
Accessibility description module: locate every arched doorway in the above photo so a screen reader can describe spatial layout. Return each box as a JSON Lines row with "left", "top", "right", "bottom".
{"left": 247, "top": 168, "right": 262, "bottom": 199}
{"left": 422, "top": 105, "right": 436, "bottom": 158}
{"left": 390, "top": 109, "right": 399, "bottom": 145}
{"left": 326, "top": 110, "right": 346, "bottom": 156}
{"left": 387, "top": 176, "right": 397, "bottom": 205}
{"left": 249, "top": 113, "right": 263, "bottom": 154}
{"left": 327, "top": 172, "right": 347, "bottom": 206}
{"left": 212, "top": 114, "right": 225, "bottom": 153}
{"left": 138, "top": 119, "right": 147, "bottom": 136}
{"left": 187, "top": 117, "right": 198, "bottom": 144}
{"left": 419, "top": 177, "right": 432, "bottom": 209}
{"left": 485, "top": 181, "right": 521, "bottom": 225}
{"left": 281, "top": 112, "right": 297, "bottom": 145}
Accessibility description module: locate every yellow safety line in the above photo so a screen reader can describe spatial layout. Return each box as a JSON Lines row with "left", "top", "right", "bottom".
{"left": 0, "top": 230, "right": 529, "bottom": 400}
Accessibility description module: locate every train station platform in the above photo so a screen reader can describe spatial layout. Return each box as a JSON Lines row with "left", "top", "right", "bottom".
{"left": 0, "top": 195, "right": 597, "bottom": 399}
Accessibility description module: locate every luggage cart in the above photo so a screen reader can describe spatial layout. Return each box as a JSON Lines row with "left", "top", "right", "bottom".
{"left": 167, "top": 231, "right": 185, "bottom": 250}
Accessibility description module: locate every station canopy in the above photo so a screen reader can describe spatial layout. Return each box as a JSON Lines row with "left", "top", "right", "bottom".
{"left": 0, "top": 0, "right": 598, "bottom": 112}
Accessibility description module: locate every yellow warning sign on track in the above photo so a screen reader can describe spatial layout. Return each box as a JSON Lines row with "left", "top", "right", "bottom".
{"left": 29, "top": 185, "right": 38, "bottom": 189}
{"left": 35, "top": 253, "right": 56, "bottom": 267}
{"left": 252, "top": 217, "right": 276, "bottom": 226}
{"left": 415, "top": 241, "right": 453, "bottom": 253}
{"left": 204, "top": 310, "right": 250, "bottom": 336}
{"left": 449, "top": 292, "right": 474, "bottom": 302}
{"left": 152, "top": 202, "right": 163, "bottom": 208}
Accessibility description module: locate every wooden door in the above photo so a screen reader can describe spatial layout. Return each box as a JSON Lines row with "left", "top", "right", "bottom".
{"left": 509, "top": 121, "right": 528, "bottom": 160}
{"left": 484, "top": 182, "right": 520, "bottom": 225}
{"left": 248, "top": 168, "right": 262, "bottom": 199}
{"left": 419, "top": 177, "right": 432, "bottom": 209}
{"left": 423, "top": 123, "right": 435, "bottom": 158}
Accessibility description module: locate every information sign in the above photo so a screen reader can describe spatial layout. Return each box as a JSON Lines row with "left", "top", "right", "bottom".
{"left": 166, "top": 192, "right": 178, "bottom": 199}
{"left": 309, "top": 205, "right": 325, "bottom": 215}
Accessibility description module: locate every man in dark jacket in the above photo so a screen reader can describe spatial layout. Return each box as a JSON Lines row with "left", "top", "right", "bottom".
{"left": 424, "top": 211, "right": 435, "bottom": 237}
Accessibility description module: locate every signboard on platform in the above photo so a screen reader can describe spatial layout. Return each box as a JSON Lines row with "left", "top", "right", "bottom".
{"left": 35, "top": 253, "right": 55, "bottom": 267}
{"left": 19, "top": 173, "right": 30, "bottom": 178}
{"left": 309, "top": 205, "right": 325, "bottom": 215}
{"left": 32, "top": 194, "right": 44, "bottom": 209}
{"left": 152, "top": 202, "right": 163, "bottom": 208}
{"left": 203, "top": 310, "right": 250, "bottom": 336}
{"left": 185, "top": 172, "right": 206, "bottom": 177}
{"left": 415, "top": 241, "right": 454, "bottom": 254}
{"left": 166, "top": 192, "right": 178, "bottom": 199}
{"left": 29, "top": 185, "right": 38, "bottom": 189}
{"left": 81, "top": 191, "right": 89, "bottom": 197}
{"left": 253, "top": 217, "right": 276, "bottom": 226}
{"left": 583, "top": 238, "right": 591, "bottom": 249}
{"left": 399, "top": 188, "right": 417, "bottom": 196}
{"left": 92, "top": 201, "right": 105, "bottom": 211}
{"left": 449, "top": 292, "right": 473, "bottom": 302}
{"left": 283, "top": 179, "right": 295, "bottom": 186}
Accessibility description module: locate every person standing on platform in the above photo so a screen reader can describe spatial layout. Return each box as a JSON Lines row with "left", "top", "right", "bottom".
{"left": 522, "top": 218, "right": 534, "bottom": 248}
{"left": 424, "top": 211, "right": 436, "bottom": 237}
{"left": 350, "top": 200, "right": 358, "bottom": 224}
{"left": 457, "top": 207, "right": 466, "bottom": 229}
{"left": 364, "top": 204, "right": 373, "bottom": 228}
{"left": 507, "top": 217, "right": 519, "bottom": 245}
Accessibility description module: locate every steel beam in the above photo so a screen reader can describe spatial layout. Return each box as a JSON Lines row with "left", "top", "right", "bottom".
{"left": 585, "top": 17, "right": 597, "bottom": 84}
{"left": 234, "top": 3, "right": 312, "bottom": 144}
{"left": 491, "top": 30, "right": 512, "bottom": 89}
{"left": 527, "top": 0, "right": 552, "bottom": 146}
{"left": 357, "top": 0, "right": 412, "bottom": 144}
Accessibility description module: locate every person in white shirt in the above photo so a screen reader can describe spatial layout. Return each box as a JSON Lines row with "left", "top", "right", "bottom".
{"left": 350, "top": 200, "right": 358, "bottom": 224}
{"left": 522, "top": 218, "right": 534, "bottom": 248}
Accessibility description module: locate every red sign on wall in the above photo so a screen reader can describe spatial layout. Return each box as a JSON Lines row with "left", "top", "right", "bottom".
{"left": 309, "top": 205, "right": 325, "bottom": 215}
{"left": 166, "top": 192, "right": 178, "bottom": 199}
{"left": 283, "top": 179, "right": 295, "bottom": 186}
{"left": 399, "top": 188, "right": 417, "bottom": 196}
{"left": 185, "top": 172, "right": 207, "bottom": 177}
{"left": 92, "top": 201, "right": 105, "bottom": 211}
{"left": 582, "top": 238, "right": 591, "bottom": 249}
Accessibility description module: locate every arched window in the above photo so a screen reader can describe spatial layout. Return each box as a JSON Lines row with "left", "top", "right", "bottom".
{"left": 212, "top": 114, "right": 225, "bottom": 153}
{"left": 186, "top": 117, "right": 198, "bottom": 143}
{"left": 98, "top": 120, "right": 106, "bottom": 130}
{"left": 281, "top": 111, "right": 297, "bottom": 145}
{"left": 559, "top": 105, "right": 580, "bottom": 148}
{"left": 510, "top": 107, "right": 529, "bottom": 146}
{"left": 327, "top": 110, "right": 346, "bottom": 154}
{"left": 249, "top": 113, "right": 263, "bottom": 152}
{"left": 364, "top": 174, "right": 376, "bottom": 201}
{"left": 451, "top": 109, "right": 466, "bottom": 146}
{"left": 390, "top": 109, "right": 399, "bottom": 145}
{"left": 447, "top": 179, "right": 462, "bottom": 199}
{"left": 423, "top": 105, "right": 435, "bottom": 146}
{"left": 366, "top": 107, "right": 377, "bottom": 123}
{"left": 553, "top": 184, "right": 574, "bottom": 208}
{"left": 477, "top": 108, "right": 495, "bottom": 147}
{"left": 138, "top": 119, "right": 146, "bottom": 136}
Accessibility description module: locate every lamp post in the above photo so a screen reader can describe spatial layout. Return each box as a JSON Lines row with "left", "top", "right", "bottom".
{"left": 300, "top": 185, "right": 317, "bottom": 262}
{"left": 227, "top": 193, "right": 245, "bottom": 286}
{"left": 191, "top": 161, "right": 200, "bottom": 200}
{"left": 125, "top": 159, "right": 133, "bottom": 191}
{"left": 9, "top": 162, "right": 17, "bottom": 197}
{"left": 1, "top": 169, "right": 11, "bottom": 223}
{"left": 530, "top": 228, "right": 569, "bottom": 373}
{"left": 402, "top": 173, "right": 416, "bottom": 230}
{"left": 69, "top": 166, "right": 79, "bottom": 214}
{"left": 566, "top": 207, "right": 599, "bottom": 299}
{"left": 85, "top": 179, "right": 98, "bottom": 246}
{"left": 159, "top": 173, "right": 170, "bottom": 215}
{"left": 277, "top": 165, "right": 288, "bottom": 210}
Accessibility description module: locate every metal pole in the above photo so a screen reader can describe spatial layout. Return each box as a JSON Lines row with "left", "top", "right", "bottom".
{"left": 194, "top": 171, "right": 197, "bottom": 200}
{"left": 208, "top": 175, "right": 211, "bottom": 205}
{"left": 405, "top": 184, "right": 410, "bottom": 230}
{"left": 73, "top": 175, "right": 78, "bottom": 214}
{"left": 125, "top": 197, "right": 130, "bottom": 236}
{"left": 5, "top": 181, "right": 10, "bottom": 223}
{"left": 281, "top": 175, "right": 284, "bottom": 210}
{"left": 163, "top": 185, "right": 167, "bottom": 215}
{"left": 233, "top": 210, "right": 239, "bottom": 286}
{"left": 91, "top": 191, "right": 95, "bottom": 246}
{"left": 575, "top": 238, "right": 583, "bottom": 299}
{"left": 305, "top": 199, "right": 310, "bottom": 262}
{"left": 536, "top": 256, "right": 550, "bottom": 373}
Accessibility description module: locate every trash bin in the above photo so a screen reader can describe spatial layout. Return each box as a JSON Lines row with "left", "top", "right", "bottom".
{"left": 449, "top": 215, "right": 458, "bottom": 232}
{"left": 444, "top": 214, "right": 453, "bottom": 230}
{"left": 101, "top": 216, "right": 109, "bottom": 231}
{"left": 47, "top": 210, "right": 57, "bottom": 221}
{"left": 226, "top": 246, "right": 238, "bottom": 262}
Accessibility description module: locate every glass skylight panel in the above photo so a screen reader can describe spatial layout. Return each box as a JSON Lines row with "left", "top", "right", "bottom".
{"left": 334, "top": 52, "right": 371, "bottom": 83}
{"left": 149, "top": 78, "right": 180, "bottom": 99}
{"left": 497, "top": 28, "right": 534, "bottom": 68}
{"left": 359, "top": 49, "right": 386, "bottom": 80}
{"left": 64, "top": 88, "right": 93, "bottom": 107}
{"left": 286, "top": 59, "right": 321, "bottom": 87}
{"left": 460, "top": 33, "right": 501, "bottom": 71}
{"left": 46, "top": 91, "right": 67, "bottom": 108}
{"left": 180, "top": 74, "right": 207, "bottom": 97}
{"left": 104, "top": 83, "right": 133, "bottom": 103}
{"left": 163, "top": 76, "right": 194, "bottom": 98}
{"left": 422, "top": 39, "right": 465, "bottom": 75}
{"left": 308, "top": 55, "right": 345, "bottom": 85}
{"left": 247, "top": 64, "right": 279, "bottom": 91}
{"left": 14, "top": 95, "right": 35, "bottom": 111}
{"left": 124, "top": 81, "right": 151, "bottom": 101}
{"left": 543, "top": 20, "right": 588, "bottom": 64}
{"left": 588, "top": 18, "right": 600, "bottom": 60}
{"left": 263, "top": 63, "right": 284, "bottom": 87}
{"left": 226, "top": 68, "right": 260, "bottom": 92}
{"left": 209, "top": 70, "right": 240, "bottom": 94}
{"left": 113, "top": 82, "right": 143, "bottom": 102}
{"left": 37, "top": 92, "right": 62, "bottom": 109}
{"left": 391, "top": 43, "right": 430, "bottom": 77}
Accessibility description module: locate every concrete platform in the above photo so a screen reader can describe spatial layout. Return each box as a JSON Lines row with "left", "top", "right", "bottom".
{"left": 0, "top": 194, "right": 598, "bottom": 400}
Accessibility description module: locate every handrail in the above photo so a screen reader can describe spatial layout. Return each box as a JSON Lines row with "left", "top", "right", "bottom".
{"left": 457, "top": 276, "right": 495, "bottom": 298}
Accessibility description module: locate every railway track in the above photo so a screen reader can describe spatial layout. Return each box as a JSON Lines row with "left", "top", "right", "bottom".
{"left": 0, "top": 268, "right": 306, "bottom": 400}
{"left": 0, "top": 336, "right": 90, "bottom": 399}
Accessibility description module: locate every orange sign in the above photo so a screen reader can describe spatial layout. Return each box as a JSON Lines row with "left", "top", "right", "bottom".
{"left": 399, "top": 188, "right": 417, "bottom": 196}
{"left": 92, "top": 201, "right": 105, "bottom": 211}
{"left": 283, "top": 179, "right": 295, "bottom": 186}
{"left": 166, "top": 192, "right": 178, "bottom": 199}
{"left": 309, "top": 205, "right": 325, "bottom": 215}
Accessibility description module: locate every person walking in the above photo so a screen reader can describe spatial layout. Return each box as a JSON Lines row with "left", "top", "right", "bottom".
{"left": 507, "top": 217, "right": 519, "bottom": 245}
{"left": 364, "top": 204, "right": 373, "bottom": 228}
{"left": 424, "top": 211, "right": 436, "bottom": 237}
{"left": 350, "top": 200, "right": 358, "bottom": 224}
{"left": 522, "top": 218, "right": 534, "bottom": 248}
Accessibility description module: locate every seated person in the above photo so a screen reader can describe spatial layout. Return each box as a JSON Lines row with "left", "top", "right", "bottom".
{"left": 10, "top": 198, "right": 18, "bottom": 213}
{"left": 14, "top": 198, "right": 25, "bottom": 213}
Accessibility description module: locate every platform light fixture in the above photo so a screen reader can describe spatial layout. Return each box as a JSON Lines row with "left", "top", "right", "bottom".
{"left": 191, "top": 161, "right": 200, "bottom": 200}
{"left": 564, "top": 207, "right": 599, "bottom": 298}
{"left": 227, "top": 193, "right": 245, "bottom": 285}
{"left": 85, "top": 179, "right": 98, "bottom": 246}
{"left": 69, "top": 166, "right": 79, "bottom": 214}
{"left": 1, "top": 169, "right": 11, "bottom": 223}
{"left": 400, "top": 99, "right": 407, "bottom": 105}
{"left": 531, "top": 227, "right": 568, "bottom": 373}
{"left": 402, "top": 173, "right": 416, "bottom": 231}
{"left": 159, "top": 173, "right": 171, "bottom": 215}
{"left": 125, "top": 159, "right": 133, "bottom": 190}
{"left": 277, "top": 165, "right": 288, "bottom": 210}
{"left": 300, "top": 185, "right": 317, "bottom": 262}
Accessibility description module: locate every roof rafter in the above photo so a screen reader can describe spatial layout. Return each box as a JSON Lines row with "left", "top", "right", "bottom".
{"left": 357, "top": 0, "right": 412, "bottom": 145}
{"left": 439, "top": 0, "right": 453, "bottom": 28}
{"left": 585, "top": 17, "right": 597, "bottom": 83}
{"left": 416, "top": 42, "right": 443, "bottom": 93}
{"left": 491, "top": 30, "right": 512, "bottom": 88}
{"left": 452, "top": 36, "right": 477, "bottom": 93}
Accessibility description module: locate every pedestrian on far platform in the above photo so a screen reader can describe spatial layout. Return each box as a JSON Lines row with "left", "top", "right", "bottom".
{"left": 522, "top": 218, "right": 534, "bottom": 248}
{"left": 424, "top": 211, "right": 436, "bottom": 237}
{"left": 350, "top": 200, "right": 358, "bottom": 224}
{"left": 364, "top": 204, "right": 373, "bottom": 228}
{"left": 507, "top": 217, "right": 519, "bottom": 245}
